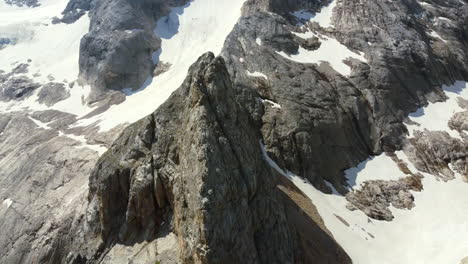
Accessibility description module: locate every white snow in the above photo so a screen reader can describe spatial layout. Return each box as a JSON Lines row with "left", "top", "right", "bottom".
{"left": 78, "top": 0, "right": 246, "bottom": 131}
{"left": 406, "top": 81, "right": 468, "bottom": 139}
{"left": 277, "top": 33, "right": 367, "bottom": 76}
{"left": 256, "top": 37, "right": 262, "bottom": 45}
{"left": 428, "top": 30, "right": 447, "bottom": 42}
{"left": 0, "top": 0, "right": 95, "bottom": 117}
{"left": 260, "top": 141, "right": 468, "bottom": 264}
{"left": 246, "top": 70, "right": 268, "bottom": 79}
{"left": 0, "top": 0, "right": 90, "bottom": 84}
{"left": 261, "top": 99, "right": 281, "bottom": 109}
{"left": 2, "top": 198, "right": 13, "bottom": 208}
{"left": 345, "top": 153, "right": 406, "bottom": 189}
{"left": 292, "top": 0, "right": 337, "bottom": 28}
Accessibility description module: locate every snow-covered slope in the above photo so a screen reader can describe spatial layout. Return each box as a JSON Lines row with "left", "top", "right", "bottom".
{"left": 78, "top": 0, "right": 247, "bottom": 131}
{"left": 0, "top": 0, "right": 93, "bottom": 116}
{"left": 0, "top": 0, "right": 89, "bottom": 84}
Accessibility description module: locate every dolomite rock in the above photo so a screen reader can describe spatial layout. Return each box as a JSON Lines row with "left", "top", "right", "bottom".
{"left": 85, "top": 52, "right": 351, "bottom": 264}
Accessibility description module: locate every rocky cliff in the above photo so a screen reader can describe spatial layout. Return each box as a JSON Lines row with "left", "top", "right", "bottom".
{"left": 1, "top": 0, "right": 468, "bottom": 263}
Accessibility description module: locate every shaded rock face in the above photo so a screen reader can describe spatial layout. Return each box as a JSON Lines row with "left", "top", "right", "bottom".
{"left": 0, "top": 66, "right": 71, "bottom": 105}
{"left": 0, "top": 75, "right": 40, "bottom": 101}
{"left": 86, "top": 53, "right": 351, "bottom": 264}
{"left": 78, "top": 0, "right": 190, "bottom": 102}
{"left": 52, "top": 0, "right": 92, "bottom": 24}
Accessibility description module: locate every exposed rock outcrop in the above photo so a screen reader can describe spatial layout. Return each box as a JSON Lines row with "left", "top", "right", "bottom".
{"left": 78, "top": 0, "right": 190, "bottom": 102}
{"left": 406, "top": 131, "right": 467, "bottom": 181}
{"left": 84, "top": 52, "right": 351, "bottom": 264}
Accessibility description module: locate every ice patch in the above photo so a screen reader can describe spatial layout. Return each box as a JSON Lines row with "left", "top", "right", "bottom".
{"left": 406, "top": 81, "right": 468, "bottom": 139}
{"left": 277, "top": 33, "right": 366, "bottom": 76}
{"left": 0, "top": 84, "right": 95, "bottom": 117}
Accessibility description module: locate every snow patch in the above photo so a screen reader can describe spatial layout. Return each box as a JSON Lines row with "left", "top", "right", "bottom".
{"left": 256, "top": 37, "right": 262, "bottom": 45}
{"left": 277, "top": 33, "right": 366, "bottom": 76}
{"left": 2, "top": 198, "right": 13, "bottom": 208}
{"left": 261, "top": 99, "right": 281, "bottom": 109}
{"left": 292, "top": 0, "right": 337, "bottom": 28}
{"left": 28, "top": 116, "right": 50, "bottom": 129}
{"left": 246, "top": 70, "right": 268, "bottom": 79}
{"left": 406, "top": 81, "right": 468, "bottom": 139}
{"left": 59, "top": 131, "right": 107, "bottom": 155}
{"left": 345, "top": 153, "right": 406, "bottom": 189}
{"left": 428, "top": 30, "right": 447, "bottom": 42}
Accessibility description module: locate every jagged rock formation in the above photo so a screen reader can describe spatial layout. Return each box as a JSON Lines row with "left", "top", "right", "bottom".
{"left": 82, "top": 52, "right": 351, "bottom": 264}
{"left": 406, "top": 130, "right": 467, "bottom": 180}
{"left": 345, "top": 153, "right": 424, "bottom": 221}
{"left": 52, "top": 0, "right": 92, "bottom": 24}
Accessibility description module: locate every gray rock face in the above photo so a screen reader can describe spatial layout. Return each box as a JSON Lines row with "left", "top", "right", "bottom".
{"left": 0, "top": 75, "right": 41, "bottom": 101}
{"left": 82, "top": 53, "right": 351, "bottom": 264}
{"left": 0, "top": 112, "right": 99, "bottom": 263}
{"left": 218, "top": 0, "right": 468, "bottom": 196}
{"left": 78, "top": 0, "right": 190, "bottom": 102}
{"left": 4, "top": 0, "right": 39, "bottom": 7}
{"left": 37, "top": 82, "right": 71, "bottom": 106}
{"left": 52, "top": 0, "right": 92, "bottom": 24}
{"left": 406, "top": 130, "right": 467, "bottom": 181}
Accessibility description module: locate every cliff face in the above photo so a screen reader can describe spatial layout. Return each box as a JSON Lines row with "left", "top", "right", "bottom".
{"left": 85, "top": 53, "right": 351, "bottom": 264}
